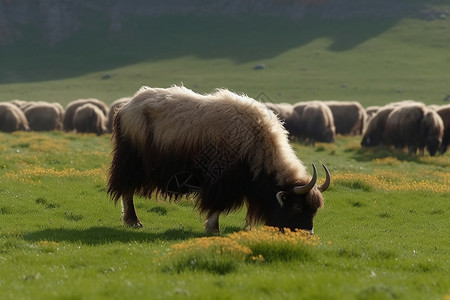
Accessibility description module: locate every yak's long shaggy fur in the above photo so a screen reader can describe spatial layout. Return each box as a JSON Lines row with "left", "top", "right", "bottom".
{"left": 73, "top": 103, "right": 107, "bottom": 135}
{"left": 63, "top": 98, "right": 109, "bottom": 131}
{"left": 420, "top": 108, "right": 444, "bottom": 156}
{"left": 0, "top": 102, "right": 29, "bottom": 132}
{"left": 23, "top": 102, "right": 62, "bottom": 131}
{"left": 383, "top": 102, "right": 426, "bottom": 151}
{"left": 437, "top": 104, "right": 450, "bottom": 153}
{"left": 108, "top": 86, "right": 323, "bottom": 226}
{"left": 324, "top": 101, "right": 367, "bottom": 135}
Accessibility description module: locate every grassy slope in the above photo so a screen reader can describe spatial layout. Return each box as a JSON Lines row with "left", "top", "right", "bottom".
{"left": 0, "top": 13, "right": 450, "bottom": 106}
{"left": 0, "top": 132, "right": 449, "bottom": 300}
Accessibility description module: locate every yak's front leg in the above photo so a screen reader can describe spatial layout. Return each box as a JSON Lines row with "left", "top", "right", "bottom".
{"left": 122, "top": 191, "right": 142, "bottom": 228}
{"left": 204, "top": 211, "right": 220, "bottom": 234}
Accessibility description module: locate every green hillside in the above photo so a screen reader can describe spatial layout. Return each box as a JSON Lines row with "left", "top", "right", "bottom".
{"left": 1, "top": 13, "right": 450, "bottom": 106}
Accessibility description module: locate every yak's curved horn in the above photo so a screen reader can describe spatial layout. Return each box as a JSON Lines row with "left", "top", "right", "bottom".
{"left": 318, "top": 164, "right": 331, "bottom": 192}
{"left": 293, "top": 164, "right": 317, "bottom": 195}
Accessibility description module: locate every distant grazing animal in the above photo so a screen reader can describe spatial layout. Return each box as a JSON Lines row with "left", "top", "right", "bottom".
{"left": 107, "top": 97, "right": 131, "bottom": 132}
{"left": 64, "top": 98, "right": 109, "bottom": 131}
{"left": 324, "top": 101, "right": 367, "bottom": 135}
{"left": 73, "top": 103, "right": 107, "bottom": 135}
{"left": 0, "top": 102, "right": 30, "bottom": 132}
{"left": 381, "top": 102, "right": 444, "bottom": 156}
{"left": 383, "top": 102, "right": 426, "bottom": 154}
{"left": 23, "top": 102, "right": 62, "bottom": 131}
{"left": 436, "top": 104, "right": 450, "bottom": 153}
{"left": 361, "top": 105, "right": 397, "bottom": 147}
{"left": 108, "top": 86, "right": 330, "bottom": 234}
{"left": 292, "top": 101, "right": 335, "bottom": 146}
{"left": 418, "top": 108, "right": 444, "bottom": 156}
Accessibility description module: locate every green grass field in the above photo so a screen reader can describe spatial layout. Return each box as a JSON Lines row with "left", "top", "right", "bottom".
{"left": 0, "top": 131, "right": 448, "bottom": 299}
{"left": 1, "top": 8, "right": 450, "bottom": 299}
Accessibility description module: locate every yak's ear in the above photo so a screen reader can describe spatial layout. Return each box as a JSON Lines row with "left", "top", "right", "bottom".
{"left": 276, "top": 192, "right": 287, "bottom": 207}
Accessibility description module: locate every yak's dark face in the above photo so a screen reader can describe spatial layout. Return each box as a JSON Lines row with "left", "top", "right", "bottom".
{"left": 264, "top": 164, "right": 330, "bottom": 234}
{"left": 426, "top": 137, "right": 441, "bottom": 156}
{"left": 321, "top": 129, "right": 336, "bottom": 143}
{"left": 265, "top": 189, "right": 322, "bottom": 234}
{"left": 361, "top": 134, "right": 381, "bottom": 147}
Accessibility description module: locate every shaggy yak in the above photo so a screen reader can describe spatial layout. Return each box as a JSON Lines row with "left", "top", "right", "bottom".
{"left": 383, "top": 103, "right": 443, "bottom": 156}
{"left": 0, "top": 102, "right": 30, "bottom": 132}
{"left": 436, "top": 104, "right": 450, "bottom": 153}
{"left": 324, "top": 101, "right": 367, "bottom": 135}
{"left": 361, "top": 105, "right": 397, "bottom": 147}
{"left": 63, "top": 98, "right": 109, "bottom": 131}
{"left": 23, "top": 102, "right": 63, "bottom": 131}
{"left": 419, "top": 108, "right": 444, "bottom": 156}
{"left": 383, "top": 102, "right": 427, "bottom": 154}
{"left": 291, "top": 101, "right": 336, "bottom": 145}
{"left": 108, "top": 86, "right": 330, "bottom": 234}
{"left": 73, "top": 103, "right": 107, "bottom": 135}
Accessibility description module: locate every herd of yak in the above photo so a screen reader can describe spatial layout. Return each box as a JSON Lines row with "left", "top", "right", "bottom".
{"left": 0, "top": 96, "right": 449, "bottom": 156}
{"left": 267, "top": 100, "right": 450, "bottom": 156}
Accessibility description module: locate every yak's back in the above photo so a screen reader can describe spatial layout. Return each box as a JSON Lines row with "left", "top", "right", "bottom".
{"left": 117, "top": 86, "right": 308, "bottom": 185}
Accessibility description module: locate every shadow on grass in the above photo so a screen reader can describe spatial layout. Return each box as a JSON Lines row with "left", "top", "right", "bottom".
{"left": 352, "top": 146, "right": 422, "bottom": 163}
{"left": 1, "top": 15, "right": 400, "bottom": 83}
{"left": 23, "top": 226, "right": 205, "bottom": 245}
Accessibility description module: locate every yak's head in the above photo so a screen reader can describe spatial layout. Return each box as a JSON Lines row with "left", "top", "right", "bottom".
{"left": 361, "top": 133, "right": 381, "bottom": 147}
{"left": 321, "top": 129, "right": 336, "bottom": 143}
{"left": 265, "top": 164, "right": 330, "bottom": 234}
{"left": 426, "top": 136, "right": 442, "bottom": 156}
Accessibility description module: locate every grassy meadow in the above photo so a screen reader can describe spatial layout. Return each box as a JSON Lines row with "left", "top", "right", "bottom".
{"left": 1, "top": 6, "right": 450, "bottom": 299}
{"left": 0, "top": 131, "right": 448, "bottom": 300}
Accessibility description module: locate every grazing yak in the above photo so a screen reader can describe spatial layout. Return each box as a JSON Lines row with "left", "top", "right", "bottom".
{"left": 365, "top": 101, "right": 444, "bottom": 156}
{"left": 383, "top": 102, "right": 427, "bottom": 154}
{"left": 361, "top": 104, "right": 398, "bottom": 147}
{"left": 23, "top": 102, "right": 63, "bottom": 131}
{"left": 107, "top": 97, "right": 131, "bottom": 132}
{"left": 73, "top": 103, "right": 107, "bottom": 135}
{"left": 0, "top": 102, "right": 30, "bottom": 132}
{"left": 418, "top": 108, "right": 444, "bottom": 156}
{"left": 383, "top": 103, "right": 444, "bottom": 156}
{"left": 324, "top": 101, "right": 367, "bottom": 135}
{"left": 108, "top": 86, "right": 330, "bottom": 234}
{"left": 291, "top": 101, "right": 336, "bottom": 146}
{"left": 63, "top": 98, "right": 109, "bottom": 131}
{"left": 436, "top": 104, "right": 450, "bottom": 153}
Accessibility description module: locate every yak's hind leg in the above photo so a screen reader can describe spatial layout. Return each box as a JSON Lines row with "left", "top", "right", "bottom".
{"left": 122, "top": 191, "right": 142, "bottom": 228}
{"left": 204, "top": 211, "right": 220, "bottom": 234}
